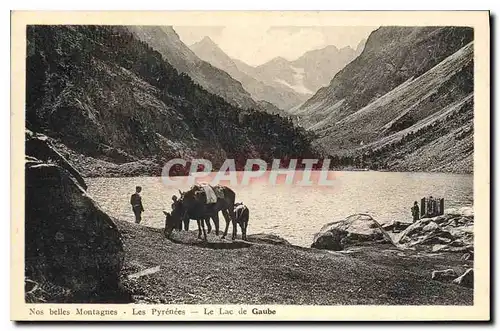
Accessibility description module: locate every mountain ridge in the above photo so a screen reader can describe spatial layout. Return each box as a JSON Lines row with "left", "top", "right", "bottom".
{"left": 127, "top": 26, "right": 261, "bottom": 111}
{"left": 191, "top": 35, "right": 307, "bottom": 111}
{"left": 241, "top": 43, "right": 361, "bottom": 102}
{"left": 191, "top": 39, "right": 362, "bottom": 110}
{"left": 294, "top": 26, "right": 474, "bottom": 173}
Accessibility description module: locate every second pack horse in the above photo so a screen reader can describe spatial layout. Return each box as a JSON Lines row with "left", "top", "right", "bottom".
{"left": 163, "top": 184, "right": 237, "bottom": 240}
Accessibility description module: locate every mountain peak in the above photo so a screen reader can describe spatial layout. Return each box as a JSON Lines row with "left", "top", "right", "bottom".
{"left": 259, "top": 56, "right": 290, "bottom": 68}
{"left": 323, "top": 44, "right": 340, "bottom": 51}
{"left": 201, "top": 35, "right": 214, "bottom": 43}
{"left": 271, "top": 56, "right": 289, "bottom": 63}
{"left": 192, "top": 36, "right": 219, "bottom": 49}
{"left": 162, "top": 26, "right": 176, "bottom": 34}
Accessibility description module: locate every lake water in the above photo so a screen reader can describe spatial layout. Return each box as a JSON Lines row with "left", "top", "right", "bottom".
{"left": 86, "top": 171, "right": 473, "bottom": 247}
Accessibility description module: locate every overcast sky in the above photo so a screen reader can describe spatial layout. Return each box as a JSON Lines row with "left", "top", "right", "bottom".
{"left": 174, "top": 26, "right": 378, "bottom": 66}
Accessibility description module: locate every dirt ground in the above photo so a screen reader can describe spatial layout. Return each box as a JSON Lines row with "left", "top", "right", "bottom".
{"left": 116, "top": 219, "right": 473, "bottom": 305}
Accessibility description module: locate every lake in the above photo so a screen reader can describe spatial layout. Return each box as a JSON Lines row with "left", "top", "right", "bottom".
{"left": 86, "top": 171, "right": 473, "bottom": 247}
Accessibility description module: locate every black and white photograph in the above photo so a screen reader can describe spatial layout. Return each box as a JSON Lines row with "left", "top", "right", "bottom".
{"left": 11, "top": 10, "right": 490, "bottom": 321}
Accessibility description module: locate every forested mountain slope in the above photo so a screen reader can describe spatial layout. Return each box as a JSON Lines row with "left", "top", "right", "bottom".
{"left": 26, "top": 25, "right": 317, "bottom": 176}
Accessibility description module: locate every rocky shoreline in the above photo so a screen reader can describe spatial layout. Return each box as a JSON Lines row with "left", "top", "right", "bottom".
{"left": 310, "top": 211, "right": 474, "bottom": 289}
{"left": 50, "top": 137, "right": 473, "bottom": 178}
{"left": 311, "top": 210, "right": 474, "bottom": 254}
{"left": 24, "top": 132, "right": 473, "bottom": 304}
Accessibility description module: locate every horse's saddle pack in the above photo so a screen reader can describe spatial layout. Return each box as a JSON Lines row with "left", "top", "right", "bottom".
{"left": 198, "top": 183, "right": 224, "bottom": 204}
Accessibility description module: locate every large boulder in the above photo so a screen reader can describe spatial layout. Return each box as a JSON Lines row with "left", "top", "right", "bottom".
{"left": 311, "top": 214, "right": 393, "bottom": 251}
{"left": 25, "top": 132, "right": 126, "bottom": 303}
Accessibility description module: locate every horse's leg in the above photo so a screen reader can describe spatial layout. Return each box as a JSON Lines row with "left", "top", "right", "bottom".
{"left": 184, "top": 218, "right": 190, "bottom": 231}
{"left": 221, "top": 209, "right": 231, "bottom": 239}
{"left": 232, "top": 218, "right": 238, "bottom": 240}
{"left": 228, "top": 199, "right": 237, "bottom": 225}
{"left": 201, "top": 219, "right": 207, "bottom": 241}
{"left": 212, "top": 213, "right": 220, "bottom": 236}
{"left": 205, "top": 218, "right": 212, "bottom": 234}
{"left": 197, "top": 219, "right": 202, "bottom": 239}
{"left": 243, "top": 210, "right": 249, "bottom": 241}
{"left": 229, "top": 202, "right": 238, "bottom": 240}
{"left": 242, "top": 220, "right": 248, "bottom": 241}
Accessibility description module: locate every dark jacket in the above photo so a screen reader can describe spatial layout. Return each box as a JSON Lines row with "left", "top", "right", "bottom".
{"left": 130, "top": 193, "right": 144, "bottom": 211}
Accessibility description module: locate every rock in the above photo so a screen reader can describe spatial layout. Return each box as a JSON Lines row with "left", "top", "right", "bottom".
{"left": 396, "top": 221, "right": 413, "bottom": 231}
{"left": 423, "top": 221, "right": 439, "bottom": 232}
{"left": 399, "top": 220, "right": 426, "bottom": 240}
{"left": 398, "top": 213, "right": 473, "bottom": 252}
{"left": 432, "top": 244, "right": 470, "bottom": 253}
{"left": 461, "top": 252, "right": 474, "bottom": 261}
{"left": 452, "top": 268, "right": 473, "bottom": 288}
{"left": 432, "top": 215, "right": 447, "bottom": 224}
{"left": 247, "top": 233, "right": 291, "bottom": 246}
{"left": 445, "top": 207, "right": 474, "bottom": 218}
{"left": 25, "top": 133, "right": 125, "bottom": 302}
{"left": 424, "top": 231, "right": 454, "bottom": 242}
{"left": 432, "top": 269, "right": 458, "bottom": 282}
{"left": 457, "top": 217, "right": 471, "bottom": 225}
{"left": 26, "top": 130, "right": 87, "bottom": 190}
{"left": 432, "top": 244, "right": 448, "bottom": 252}
{"left": 380, "top": 220, "right": 395, "bottom": 231}
{"left": 381, "top": 220, "right": 412, "bottom": 232}
{"left": 311, "top": 214, "right": 393, "bottom": 251}
{"left": 311, "top": 230, "right": 345, "bottom": 251}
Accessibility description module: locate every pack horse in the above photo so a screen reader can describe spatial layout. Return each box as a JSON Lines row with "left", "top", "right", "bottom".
{"left": 163, "top": 184, "right": 238, "bottom": 240}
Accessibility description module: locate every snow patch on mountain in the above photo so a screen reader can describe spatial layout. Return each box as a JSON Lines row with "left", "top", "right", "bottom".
{"left": 273, "top": 66, "right": 314, "bottom": 95}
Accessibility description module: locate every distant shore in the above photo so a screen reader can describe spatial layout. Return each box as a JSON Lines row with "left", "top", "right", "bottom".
{"left": 52, "top": 140, "right": 473, "bottom": 178}
{"left": 77, "top": 165, "right": 472, "bottom": 179}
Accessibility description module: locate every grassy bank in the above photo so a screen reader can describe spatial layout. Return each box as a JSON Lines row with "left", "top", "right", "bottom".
{"left": 116, "top": 219, "right": 472, "bottom": 305}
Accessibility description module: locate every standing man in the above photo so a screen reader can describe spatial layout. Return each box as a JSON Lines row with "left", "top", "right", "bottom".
{"left": 130, "top": 186, "right": 144, "bottom": 224}
{"left": 411, "top": 201, "right": 420, "bottom": 222}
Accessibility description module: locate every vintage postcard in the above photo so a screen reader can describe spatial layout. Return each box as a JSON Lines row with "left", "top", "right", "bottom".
{"left": 11, "top": 11, "right": 490, "bottom": 321}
